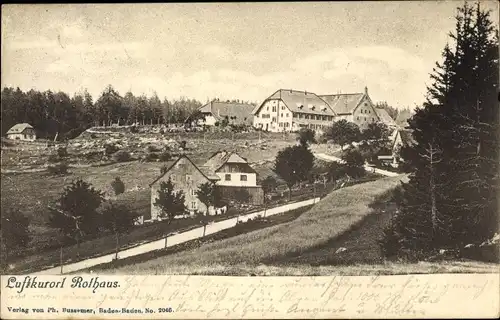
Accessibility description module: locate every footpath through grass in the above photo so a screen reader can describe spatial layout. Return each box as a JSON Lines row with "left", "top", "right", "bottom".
{"left": 109, "top": 175, "right": 405, "bottom": 274}
{"left": 82, "top": 205, "right": 313, "bottom": 273}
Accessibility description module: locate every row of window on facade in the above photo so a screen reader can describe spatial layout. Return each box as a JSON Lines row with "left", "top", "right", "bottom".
{"left": 171, "top": 173, "right": 248, "bottom": 182}
{"left": 259, "top": 113, "right": 334, "bottom": 122}
{"left": 265, "top": 104, "right": 287, "bottom": 112}
{"left": 225, "top": 174, "right": 247, "bottom": 181}
{"left": 357, "top": 116, "right": 377, "bottom": 122}
{"left": 170, "top": 174, "right": 192, "bottom": 182}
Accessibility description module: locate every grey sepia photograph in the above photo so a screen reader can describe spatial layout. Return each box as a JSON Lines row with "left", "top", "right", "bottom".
{"left": 1, "top": 1, "right": 499, "bottom": 277}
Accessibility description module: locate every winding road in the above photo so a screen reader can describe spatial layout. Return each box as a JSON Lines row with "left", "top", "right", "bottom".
{"left": 313, "top": 152, "right": 399, "bottom": 177}
{"left": 30, "top": 197, "right": 320, "bottom": 275}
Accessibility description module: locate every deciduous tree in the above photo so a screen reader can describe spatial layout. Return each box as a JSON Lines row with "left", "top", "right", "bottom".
{"left": 273, "top": 145, "right": 314, "bottom": 200}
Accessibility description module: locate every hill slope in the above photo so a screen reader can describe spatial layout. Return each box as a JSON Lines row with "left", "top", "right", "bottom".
{"left": 110, "top": 175, "right": 404, "bottom": 274}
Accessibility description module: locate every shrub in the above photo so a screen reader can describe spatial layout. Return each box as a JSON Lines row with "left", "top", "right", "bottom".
{"left": 179, "top": 140, "right": 187, "bottom": 150}
{"left": 341, "top": 148, "right": 365, "bottom": 178}
{"left": 48, "top": 154, "right": 60, "bottom": 163}
{"left": 48, "top": 162, "right": 69, "bottom": 175}
{"left": 110, "top": 177, "right": 125, "bottom": 196}
{"left": 105, "top": 144, "right": 119, "bottom": 155}
{"left": 144, "top": 152, "right": 158, "bottom": 162}
{"left": 1, "top": 140, "right": 13, "bottom": 147}
{"left": 158, "top": 151, "right": 171, "bottom": 162}
{"left": 113, "top": 150, "right": 131, "bottom": 162}
{"left": 147, "top": 145, "right": 160, "bottom": 153}
{"left": 57, "top": 147, "right": 68, "bottom": 158}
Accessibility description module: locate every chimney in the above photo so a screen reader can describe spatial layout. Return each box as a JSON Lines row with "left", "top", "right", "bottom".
{"left": 364, "top": 86, "right": 368, "bottom": 95}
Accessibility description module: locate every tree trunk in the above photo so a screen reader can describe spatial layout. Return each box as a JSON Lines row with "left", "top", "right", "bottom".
{"left": 429, "top": 143, "right": 438, "bottom": 234}
{"left": 288, "top": 186, "right": 292, "bottom": 201}
{"left": 263, "top": 199, "right": 267, "bottom": 218}
{"left": 76, "top": 234, "right": 80, "bottom": 258}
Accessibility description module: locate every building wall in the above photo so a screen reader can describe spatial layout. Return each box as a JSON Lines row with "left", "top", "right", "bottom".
{"left": 199, "top": 114, "right": 217, "bottom": 126}
{"left": 351, "top": 96, "right": 379, "bottom": 129}
{"left": 254, "top": 99, "right": 336, "bottom": 133}
{"left": 215, "top": 172, "right": 257, "bottom": 187}
{"left": 7, "top": 129, "right": 36, "bottom": 141}
{"left": 335, "top": 114, "right": 354, "bottom": 122}
{"left": 217, "top": 185, "right": 264, "bottom": 205}
{"left": 253, "top": 99, "right": 292, "bottom": 132}
{"left": 150, "top": 157, "right": 213, "bottom": 221}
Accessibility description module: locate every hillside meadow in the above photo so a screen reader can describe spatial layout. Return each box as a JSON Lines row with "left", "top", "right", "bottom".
{"left": 1, "top": 135, "right": 298, "bottom": 256}
{"left": 107, "top": 175, "right": 406, "bottom": 273}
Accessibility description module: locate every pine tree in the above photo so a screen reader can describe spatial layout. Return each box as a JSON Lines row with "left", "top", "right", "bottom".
{"left": 382, "top": 1, "right": 499, "bottom": 260}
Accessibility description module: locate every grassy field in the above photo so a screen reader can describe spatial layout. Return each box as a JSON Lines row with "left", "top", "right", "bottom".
{"left": 83, "top": 205, "right": 314, "bottom": 273}
{"left": 108, "top": 175, "right": 405, "bottom": 274}
{"left": 1, "top": 135, "right": 299, "bottom": 256}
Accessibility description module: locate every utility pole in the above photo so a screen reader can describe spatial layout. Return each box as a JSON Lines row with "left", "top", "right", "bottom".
{"left": 263, "top": 197, "right": 267, "bottom": 218}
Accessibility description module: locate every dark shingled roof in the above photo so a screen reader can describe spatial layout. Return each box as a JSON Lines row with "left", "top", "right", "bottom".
{"left": 200, "top": 101, "right": 255, "bottom": 125}
{"left": 374, "top": 108, "right": 397, "bottom": 127}
{"left": 254, "top": 89, "right": 336, "bottom": 116}
{"left": 318, "top": 93, "right": 365, "bottom": 115}
{"left": 200, "top": 150, "right": 255, "bottom": 177}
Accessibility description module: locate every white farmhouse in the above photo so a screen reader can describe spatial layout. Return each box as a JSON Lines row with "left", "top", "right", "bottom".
{"left": 200, "top": 151, "right": 264, "bottom": 205}
{"left": 6, "top": 123, "right": 36, "bottom": 141}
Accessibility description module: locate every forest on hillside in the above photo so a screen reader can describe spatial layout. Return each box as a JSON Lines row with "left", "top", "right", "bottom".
{"left": 1, "top": 85, "right": 258, "bottom": 140}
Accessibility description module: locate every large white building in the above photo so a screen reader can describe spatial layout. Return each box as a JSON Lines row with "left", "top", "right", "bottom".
{"left": 252, "top": 87, "right": 386, "bottom": 132}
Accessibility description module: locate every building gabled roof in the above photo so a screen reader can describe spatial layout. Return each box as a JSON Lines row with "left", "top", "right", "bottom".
{"left": 200, "top": 150, "right": 255, "bottom": 176}
{"left": 149, "top": 155, "right": 217, "bottom": 187}
{"left": 199, "top": 101, "right": 255, "bottom": 125}
{"left": 392, "top": 129, "right": 416, "bottom": 150}
{"left": 254, "top": 89, "right": 336, "bottom": 116}
{"left": 317, "top": 93, "right": 365, "bottom": 115}
{"left": 374, "top": 108, "right": 397, "bottom": 126}
{"left": 6, "top": 123, "right": 34, "bottom": 134}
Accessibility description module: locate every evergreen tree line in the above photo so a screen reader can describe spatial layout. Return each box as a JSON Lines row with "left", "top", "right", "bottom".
{"left": 1, "top": 85, "right": 204, "bottom": 140}
{"left": 382, "top": 2, "right": 499, "bottom": 261}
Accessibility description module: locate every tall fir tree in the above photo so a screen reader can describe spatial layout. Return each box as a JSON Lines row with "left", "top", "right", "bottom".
{"left": 383, "top": 1, "right": 499, "bottom": 260}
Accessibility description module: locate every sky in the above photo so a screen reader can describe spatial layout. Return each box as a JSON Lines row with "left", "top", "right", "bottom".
{"left": 1, "top": 1, "right": 498, "bottom": 109}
